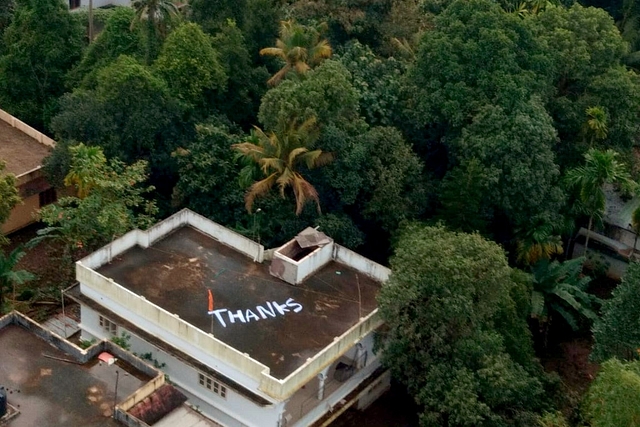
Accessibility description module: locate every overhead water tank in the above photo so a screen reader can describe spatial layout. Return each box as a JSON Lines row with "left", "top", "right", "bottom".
{"left": 0, "top": 386, "right": 7, "bottom": 417}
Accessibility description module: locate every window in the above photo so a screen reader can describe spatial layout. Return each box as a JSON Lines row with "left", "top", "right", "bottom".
{"left": 198, "top": 373, "right": 227, "bottom": 398}
{"left": 99, "top": 315, "right": 117, "bottom": 336}
{"left": 39, "top": 188, "right": 57, "bottom": 208}
{"left": 69, "top": 0, "right": 81, "bottom": 9}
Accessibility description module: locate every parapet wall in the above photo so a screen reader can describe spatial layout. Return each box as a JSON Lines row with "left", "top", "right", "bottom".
{"left": 0, "top": 108, "right": 55, "bottom": 148}
{"left": 80, "top": 209, "right": 264, "bottom": 269}
{"left": 0, "top": 310, "right": 165, "bottom": 414}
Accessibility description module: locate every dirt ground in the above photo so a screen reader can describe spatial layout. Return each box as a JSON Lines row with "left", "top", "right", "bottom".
{"left": 5, "top": 224, "right": 75, "bottom": 320}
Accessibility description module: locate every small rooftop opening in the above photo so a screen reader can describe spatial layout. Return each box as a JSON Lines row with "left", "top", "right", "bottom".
{"left": 270, "top": 228, "right": 334, "bottom": 285}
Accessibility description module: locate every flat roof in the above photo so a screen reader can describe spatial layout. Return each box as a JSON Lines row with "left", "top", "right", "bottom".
{"left": 0, "top": 120, "right": 51, "bottom": 176}
{"left": 0, "top": 325, "right": 148, "bottom": 427}
{"left": 97, "top": 226, "right": 381, "bottom": 379}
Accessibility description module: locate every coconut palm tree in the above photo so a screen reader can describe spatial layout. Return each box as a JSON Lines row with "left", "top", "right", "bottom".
{"left": 585, "top": 106, "right": 608, "bottom": 144}
{"left": 516, "top": 220, "right": 563, "bottom": 266}
{"left": 531, "top": 257, "right": 599, "bottom": 335}
{"left": 131, "top": 0, "right": 179, "bottom": 63}
{"left": 0, "top": 245, "right": 35, "bottom": 313}
{"left": 232, "top": 117, "right": 333, "bottom": 215}
{"left": 566, "top": 148, "right": 636, "bottom": 255}
{"left": 260, "top": 20, "right": 332, "bottom": 86}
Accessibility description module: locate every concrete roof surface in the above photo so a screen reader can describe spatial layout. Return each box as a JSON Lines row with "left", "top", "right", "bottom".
{"left": 154, "top": 406, "right": 223, "bottom": 427}
{"left": 97, "top": 226, "right": 381, "bottom": 379}
{"left": 0, "top": 120, "right": 50, "bottom": 176}
{"left": 0, "top": 325, "right": 147, "bottom": 427}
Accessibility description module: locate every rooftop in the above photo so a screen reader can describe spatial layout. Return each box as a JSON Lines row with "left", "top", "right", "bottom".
{"left": 0, "top": 119, "right": 51, "bottom": 176}
{"left": 97, "top": 226, "right": 381, "bottom": 379}
{"left": 0, "top": 325, "right": 149, "bottom": 427}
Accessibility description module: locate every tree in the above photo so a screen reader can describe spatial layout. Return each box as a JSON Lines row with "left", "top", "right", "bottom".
{"left": 407, "top": 0, "right": 550, "bottom": 131}
{"left": 448, "top": 100, "right": 565, "bottom": 245}
{"left": 583, "top": 358, "right": 640, "bottom": 427}
{"left": 38, "top": 144, "right": 157, "bottom": 254}
{"left": 0, "top": 245, "right": 35, "bottom": 313}
{"left": 0, "top": 161, "right": 20, "bottom": 228}
{"left": 515, "top": 220, "right": 564, "bottom": 266}
{"left": 131, "top": 0, "right": 179, "bottom": 64}
{"left": 530, "top": 257, "right": 599, "bottom": 335}
{"left": 67, "top": 7, "right": 144, "bottom": 89}
{"left": 0, "top": 0, "right": 83, "bottom": 130}
{"left": 154, "top": 22, "right": 227, "bottom": 107}
{"left": 260, "top": 19, "right": 332, "bottom": 86}
{"left": 211, "top": 20, "right": 269, "bottom": 128}
{"left": 377, "top": 224, "right": 551, "bottom": 426}
{"left": 63, "top": 144, "right": 106, "bottom": 199}
{"left": 320, "top": 125, "right": 429, "bottom": 233}
{"left": 258, "top": 60, "right": 360, "bottom": 131}
{"left": 592, "top": 262, "right": 640, "bottom": 362}
{"left": 565, "top": 148, "right": 635, "bottom": 254}
{"left": 172, "top": 121, "right": 245, "bottom": 226}
{"left": 233, "top": 118, "right": 333, "bottom": 215}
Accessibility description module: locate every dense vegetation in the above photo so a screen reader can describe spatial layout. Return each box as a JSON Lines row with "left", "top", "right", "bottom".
{"left": 2, "top": 0, "right": 640, "bottom": 425}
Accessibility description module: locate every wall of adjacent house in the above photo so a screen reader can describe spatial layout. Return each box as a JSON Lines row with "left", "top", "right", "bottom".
{"left": 80, "top": 304, "right": 284, "bottom": 427}
{"left": 2, "top": 193, "right": 39, "bottom": 234}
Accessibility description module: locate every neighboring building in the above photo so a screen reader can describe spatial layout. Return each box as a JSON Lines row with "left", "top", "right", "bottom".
{"left": 0, "top": 109, "right": 56, "bottom": 235}
{"left": 69, "top": 0, "right": 130, "bottom": 10}
{"left": 69, "top": 209, "right": 391, "bottom": 427}
{"left": 0, "top": 310, "right": 173, "bottom": 427}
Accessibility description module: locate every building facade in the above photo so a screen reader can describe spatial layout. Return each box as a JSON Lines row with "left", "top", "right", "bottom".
{"left": 70, "top": 209, "right": 391, "bottom": 427}
{"left": 0, "top": 109, "right": 57, "bottom": 235}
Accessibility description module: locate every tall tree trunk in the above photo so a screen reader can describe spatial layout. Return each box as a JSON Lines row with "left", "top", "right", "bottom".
{"left": 89, "top": 0, "right": 94, "bottom": 42}
{"left": 584, "top": 215, "right": 593, "bottom": 257}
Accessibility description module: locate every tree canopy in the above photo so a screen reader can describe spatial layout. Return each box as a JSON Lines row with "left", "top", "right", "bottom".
{"left": 377, "top": 224, "right": 551, "bottom": 426}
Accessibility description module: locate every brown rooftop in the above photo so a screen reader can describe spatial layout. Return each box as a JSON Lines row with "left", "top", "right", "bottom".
{"left": 0, "top": 325, "right": 148, "bottom": 427}
{"left": 0, "top": 120, "right": 51, "bottom": 176}
{"left": 97, "top": 226, "right": 381, "bottom": 379}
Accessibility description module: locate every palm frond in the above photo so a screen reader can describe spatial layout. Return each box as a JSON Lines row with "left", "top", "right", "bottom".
{"left": 245, "top": 173, "right": 277, "bottom": 213}
{"left": 291, "top": 174, "right": 320, "bottom": 215}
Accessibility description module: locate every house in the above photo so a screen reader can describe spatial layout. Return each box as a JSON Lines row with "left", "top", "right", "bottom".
{"left": 0, "top": 109, "right": 56, "bottom": 235}
{"left": 68, "top": 209, "right": 391, "bottom": 427}
{"left": 69, "top": 0, "right": 130, "bottom": 10}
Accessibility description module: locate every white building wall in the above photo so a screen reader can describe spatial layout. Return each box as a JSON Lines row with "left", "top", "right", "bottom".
{"left": 80, "top": 0, "right": 130, "bottom": 7}
{"left": 80, "top": 304, "right": 285, "bottom": 427}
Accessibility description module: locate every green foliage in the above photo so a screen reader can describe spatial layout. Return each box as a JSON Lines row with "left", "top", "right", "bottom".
{"left": 258, "top": 59, "right": 360, "bottom": 131}
{"left": 260, "top": 19, "right": 332, "bottom": 86}
{"left": 592, "top": 262, "right": 640, "bottom": 362}
{"left": 233, "top": 117, "right": 333, "bottom": 215}
{"left": 38, "top": 144, "right": 158, "bottom": 254}
{"left": 52, "top": 55, "right": 183, "bottom": 165}
{"left": 565, "top": 148, "right": 635, "bottom": 237}
{"left": 131, "top": 0, "right": 180, "bottom": 64}
{"left": 68, "top": 7, "right": 144, "bottom": 89}
{"left": 321, "top": 125, "right": 429, "bottom": 232}
{"left": 187, "top": 0, "right": 247, "bottom": 34}
{"left": 335, "top": 40, "right": 406, "bottom": 127}
{"left": 211, "top": 20, "right": 269, "bottom": 127}
{"left": 111, "top": 331, "right": 132, "bottom": 351}
{"left": 155, "top": 22, "right": 227, "bottom": 106}
{"left": 0, "top": 245, "right": 35, "bottom": 313}
{"left": 0, "top": 161, "right": 20, "bottom": 227}
{"left": 377, "top": 224, "right": 551, "bottom": 427}
{"left": 583, "top": 358, "right": 640, "bottom": 427}
{"left": 532, "top": 4, "right": 635, "bottom": 165}
{"left": 0, "top": 0, "right": 83, "bottom": 129}
{"left": 531, "top": 257, "right": 599, "bottom": 331}
{"left": 408, "top": 0, "right": 549, "bottom": 130}
{"left": 172, "top": 121, "right": 246, "bottom": 226}
{"left": 447, "top": 100, "right": 565, "bottom": 242}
